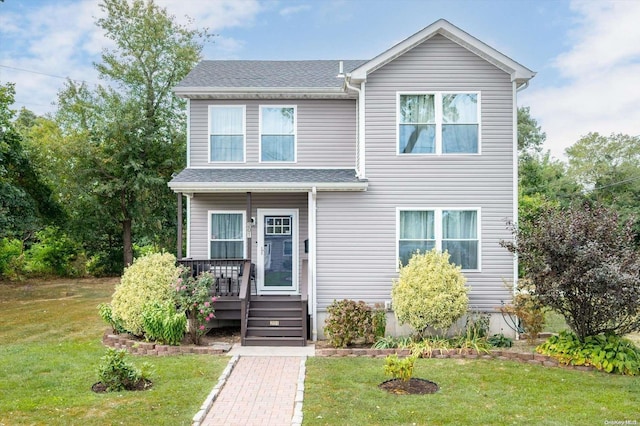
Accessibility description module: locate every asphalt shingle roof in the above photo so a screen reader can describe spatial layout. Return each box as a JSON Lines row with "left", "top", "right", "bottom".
{"left": 176, "top": 60, "right": 368, "bottom": 89}
{"left": 171, "top": 168, "right": 363, "bottom": 184}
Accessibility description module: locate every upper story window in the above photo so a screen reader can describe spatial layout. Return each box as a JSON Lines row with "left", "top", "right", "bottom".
{"left": 260, "top": 106, "right": 296, "bottom": 162}
{"left": 398, "top": 93, "right": 479, "bottom": 155}
{"left": 397, "top": 208, "right": 480, "bottom": 270}
{"left": 209, "top": 105, "right": 245, "bottom": 162}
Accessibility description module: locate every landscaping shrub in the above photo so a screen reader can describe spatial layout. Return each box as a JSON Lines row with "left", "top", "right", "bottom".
{"left": 537, "top": 331, "right": 640, "bottom": 375}
{"left": 384, "top": 354, "right": 416, "bottom": 382}
{"left": 391, "top": 249, "right": 469, "bottom": 335}
{"left": 111, "top": 252, "right": 181, "bottom": 336}
{"left": 97, "top": 348, "right": 152, "bottom": 392}
{"left": 372, "top": 303, "right": 387, "bottom": 340}
{"left": 499, "top": 279, "right": 546, "bottom": 342}
{"left": 173, "top": 271, "right": 216, "bottom": 345}
{"left": 502, "top": 202, "right": 640, "bottom": 341}
{"left": 98, "top": 302, "right": 126, "bottom": 334}
{"left": 324, "top": 299, "right": 375, "bottom": 348}
{"left": 141, "top": 301, "right": 187, "bottom": 346}
{"left": 488, "top": 333, "right": 513, "bottom": 348}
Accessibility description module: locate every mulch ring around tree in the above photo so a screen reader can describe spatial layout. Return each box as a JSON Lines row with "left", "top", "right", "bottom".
{"left": 379, "top": 378, "right": 439, "bottom": 395}
{"left": 91, "top": 379, "right": 153, "bottom": 393}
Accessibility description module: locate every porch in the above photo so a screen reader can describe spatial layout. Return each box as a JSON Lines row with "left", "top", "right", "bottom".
{"left": 178, "top": 258, "right": 309, "bottom": 346}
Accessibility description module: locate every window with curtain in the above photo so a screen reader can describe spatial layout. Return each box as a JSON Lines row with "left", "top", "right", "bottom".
{"left": 398, "top": 93, "right": 479, "bottom": 154}
{"left": 209, "top": 212, "right": 245, "bottom": 259}
{"left": 209, "top": 106, "right": 245, "bottom": 162}
{"left": 261, "top": 106, "right": 295, "bottom": 162}
{"left": 398, "top": 208, "right": 479, "bottom": 269}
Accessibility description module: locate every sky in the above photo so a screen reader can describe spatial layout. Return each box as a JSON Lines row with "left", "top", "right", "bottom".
{"left": 1, "top": 0, "right": 639, "bottom": 159}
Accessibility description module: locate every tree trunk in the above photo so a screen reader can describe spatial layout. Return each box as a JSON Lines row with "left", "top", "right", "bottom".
{"left": 123, "top": 218, "right": 133, "bottom": 267}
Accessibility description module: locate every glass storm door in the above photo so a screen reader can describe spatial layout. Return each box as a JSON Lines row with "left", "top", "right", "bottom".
{"left": 257, "top": 209, "right": 298, "bottom": 294}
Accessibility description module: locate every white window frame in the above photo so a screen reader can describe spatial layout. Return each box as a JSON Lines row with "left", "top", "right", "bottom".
{"left": 208, "top": 210, "right": 247, "bottom": 259}
{"left": 208, "top": 105, "right": 246, "bottom": 163}
{"left": 396, "top": 207, "right": 481, "bottom": 272}
{"left": 259, "top": 105, "right": 297, "bottom": 163}
{"left": 396, "top": 92, "right": 481, "bottom": 155}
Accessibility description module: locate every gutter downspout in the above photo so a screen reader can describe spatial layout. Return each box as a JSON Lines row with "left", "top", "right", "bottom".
{"left": 343, "top": 73, "right": 365, "bottom": 179}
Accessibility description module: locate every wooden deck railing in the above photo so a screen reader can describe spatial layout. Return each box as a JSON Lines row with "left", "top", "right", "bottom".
{"left": 177, "top": 259, "right": 249, "bottom": 297}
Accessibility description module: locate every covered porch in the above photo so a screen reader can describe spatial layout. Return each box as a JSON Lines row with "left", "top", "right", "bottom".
{"left": 168, "top": 168, "right": 368, "bottom": 346}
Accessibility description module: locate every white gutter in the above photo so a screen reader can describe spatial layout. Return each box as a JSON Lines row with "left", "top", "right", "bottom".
{"left": 168, "top": 181, "right": 368, "bottom": 193}
{"left": 309, "top": 186, "right": 318, "bottom": 341}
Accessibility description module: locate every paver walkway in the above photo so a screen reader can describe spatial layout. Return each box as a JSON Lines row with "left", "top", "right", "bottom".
{"left": 201, "top": 356, "right": 303, "bottom": 426}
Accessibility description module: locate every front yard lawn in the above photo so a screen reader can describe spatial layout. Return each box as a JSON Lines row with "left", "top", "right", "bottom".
{"left": 304, "top": 357, "right": 640, "bottom": 425}
{"left": 0, "top": 278, "right": 228, "bottom": 425}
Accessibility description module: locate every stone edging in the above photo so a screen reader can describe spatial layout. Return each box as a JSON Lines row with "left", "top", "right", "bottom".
{"left": 291, "top": 357, "right": 306, "bottom": 426}
{"left": 314, "top": 347, "right": 596, "bottom": 372}
{"left": 192, "top": 355, "right": 239, "bottom": 426}
{"left": 102, "top": 333, "right": 231, "bottom": 356}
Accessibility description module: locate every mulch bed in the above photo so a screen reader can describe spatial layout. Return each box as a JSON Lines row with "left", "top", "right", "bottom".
{"left": 379, "top": 378, "right": 439, "bottom": 395}
{"left": 91, "top": 379, "right": 153, "bottom": 393}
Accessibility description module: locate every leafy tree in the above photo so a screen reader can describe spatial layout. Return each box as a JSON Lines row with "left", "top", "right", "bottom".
{"left": 0, "top": 83, "right": 64, "bottom": 240}
{"left": 502, "top": 202, "right": 640, "bottom": 341}
{"left": 517, "top": 106, "right": 546, "bottom": 154}
{"left": 55, "top": 0, "right": 210, "bottom": 268}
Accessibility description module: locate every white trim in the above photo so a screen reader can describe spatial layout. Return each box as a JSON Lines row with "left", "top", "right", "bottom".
{"left": 207, "top": 210, "right": 247, "bottom": 259}
{"left": 350, "top": 19, "right": 535, "bottom": 84}
{"left": 396, "top": 91, "right": 481, "bottom": 155}
{"left": 512, "top": 81, "right": 519, "bottom": 296}
{"left": 259, "top": 105, "right": 297, "bottom": 164}
{"left": 396, "top": 207, "right": 482, "bottom": 272}
{"left": 174, "top": 87, "right": 356, "bottom": 99}
{"left": 208, "top": 105, "right": 246, "bottom": 164}
{"left": 186, "top": 99, "right": 191, "bottom": 168}
{"left": 359, "top": 81, "right": 366, "bottom": 177}
{"left": 257, "top": 208, "right": 299, "bottom": 294}
{"left": 168, "top": 181, "right": 368, "bottom": 193}
{"left": 186, "top": 196, "right": 191, "bottom": 258}
{"left": 309, "top": 188, "right": 317, "bottom": 340}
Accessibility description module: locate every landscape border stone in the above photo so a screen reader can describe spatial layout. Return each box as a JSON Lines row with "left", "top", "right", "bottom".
{"left": 102, "top": 332, "right": 231, "bottom": 356}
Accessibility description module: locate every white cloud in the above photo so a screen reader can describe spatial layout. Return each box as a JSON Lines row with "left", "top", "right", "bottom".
{"left": 0, "top": 0, "right": 263, "bottom": 115}
{"left": 280, "top": 4, "right": 311, "bottom": 17}
{"left": 521, "top": 0, "right": 640, "bottom": 159}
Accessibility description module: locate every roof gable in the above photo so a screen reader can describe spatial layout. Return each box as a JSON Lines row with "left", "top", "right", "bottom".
{"left": 349, "top": 19, "right": 535, "bottom": 85}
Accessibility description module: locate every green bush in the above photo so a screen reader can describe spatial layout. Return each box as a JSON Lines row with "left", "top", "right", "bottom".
{"left": 141, "top": 301, "right": 186, "bottom": 346}
{"left": 392, "top": 249, "right": 469, "bottom": 335}
{"left": 98, "top": 303, "right": 126, "bottom": 334}
{"left": 324, "top": 299, "right": 375, "bottom": 348}
{"left": 372, "top": 304, "right": 387, "bottom": 340}
{"left": 384, "top": 354, "right": 417, "bottom": 382}
{"left": 537, "top": 331, "right": 640, "bottom": 375}
{"left": 0, "top": 237, "right": 24, "bottom": 280}
{"left": 111, "top": 252, "right": 181, "bottom": 336}
{"left": 97, "top": 348, "right": 152, "bottom": 392}
{"left": 25, "top": 227, "right": 85, "bottom": 277}
{"left": 488, "top": 333, "right": 513, "bottom": 348}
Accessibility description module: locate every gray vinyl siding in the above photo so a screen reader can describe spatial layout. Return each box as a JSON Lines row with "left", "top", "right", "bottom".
{"left": 315, "top": 34, "right": 515, "bottom": 311}
{"left": 188, "top": 192, "right": 309, "bottom": 279}
{"left": 189, "top": 99, "right": 356, "bottom": 168}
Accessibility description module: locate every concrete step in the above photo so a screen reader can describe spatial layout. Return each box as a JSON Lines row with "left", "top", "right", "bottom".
{"left": 242, "top": 336, "right": 307, "bottom": 347}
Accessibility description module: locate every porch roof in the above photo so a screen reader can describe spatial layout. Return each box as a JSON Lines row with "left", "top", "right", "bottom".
{"left": 168, "top": 168, "right": 368, "bottom": 193}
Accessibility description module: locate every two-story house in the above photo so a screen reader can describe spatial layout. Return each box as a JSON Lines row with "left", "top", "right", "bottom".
{"left": 168, "top": 19, "right": 535, "bottom": 346}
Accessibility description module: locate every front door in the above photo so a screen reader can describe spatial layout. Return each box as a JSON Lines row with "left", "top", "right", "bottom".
{"left": 257, "top": 209, "right": 298, "bottom": 294}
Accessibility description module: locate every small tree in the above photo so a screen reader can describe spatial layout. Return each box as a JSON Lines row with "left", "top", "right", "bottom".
{"left": 391, "top": 249, "right": 469, "bottom": 335}
{"left": 502, "top": 202, "right": 640, "bottom": 341}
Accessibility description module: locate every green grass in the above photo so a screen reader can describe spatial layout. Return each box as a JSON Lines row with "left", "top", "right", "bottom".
{"left": 0, "top": 278, "right": 228, "bottom": 425}
{"left": 304, "top": 357, "right": 640, "bottom": 425}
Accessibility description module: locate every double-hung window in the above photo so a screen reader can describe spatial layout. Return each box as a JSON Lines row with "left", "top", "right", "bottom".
{"left": 398, "top": 208, "right": 480, "bottom": 270}
{"left": 398, "top": 92, "right": 479, "bottom": 154}
{"left": 209, "top": 106, "right": 245, "bottom": 162}
{"left": 209, "top": 211, "right": 246, "bottom": 259}
{"left": 260, "top": 106, "right": 296, "bottom": 162}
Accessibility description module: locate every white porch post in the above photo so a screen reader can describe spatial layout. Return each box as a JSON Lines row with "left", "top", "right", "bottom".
{"left": 309, "top": 187, "right": 318, "bottom": 341}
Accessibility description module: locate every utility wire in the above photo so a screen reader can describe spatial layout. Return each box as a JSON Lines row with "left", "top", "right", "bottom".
{"left": 0, "top": 64, "right": 98, "bottom": 85}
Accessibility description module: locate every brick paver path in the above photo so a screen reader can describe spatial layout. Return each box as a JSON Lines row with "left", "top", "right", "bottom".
{"left": 202, "top": 356, "right": 301, "bottom": 426}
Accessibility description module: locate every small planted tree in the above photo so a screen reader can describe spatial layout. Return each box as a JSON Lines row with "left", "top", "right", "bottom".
{"left": 392, "top": 249, "right": 469, "bottom": 336}
{"left": 502, "top": 202, "right": 640, "bottom": 341}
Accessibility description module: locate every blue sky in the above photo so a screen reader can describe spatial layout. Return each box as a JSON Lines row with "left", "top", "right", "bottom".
{"left": 1, "top": 0, "right": 639, "bottom": 158}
